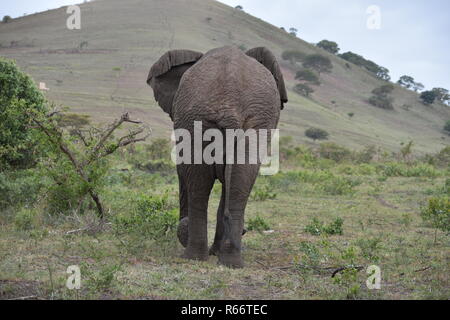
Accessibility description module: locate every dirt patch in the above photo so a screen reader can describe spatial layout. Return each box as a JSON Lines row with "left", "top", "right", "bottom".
{"left": 0, "top": 279, "right": 45, "bottom": 300}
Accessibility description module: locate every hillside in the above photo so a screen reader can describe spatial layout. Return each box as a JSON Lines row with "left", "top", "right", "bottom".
{"left": 0, "top": 0, "right": 449, "bottom": 153}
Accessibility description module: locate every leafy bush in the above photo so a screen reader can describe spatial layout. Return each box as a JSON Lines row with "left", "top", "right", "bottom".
{"left": 294, "top": 83, "right": 314, "bottom": 97}
{"left": 319, "top": 142, "right": 351, "bottom": 162}
{"left": 281, "top": 50, "right": 305, "bottom": 65}
{"left": 368, "top": 95, "right": 393, "bottom": 110}
{"left": 305, "top": 127, "right": 329, "bottom": 141}
{"left": 2, "top": 16, "right": 12, "bottom": 23}
{"left": 251, "top": 185, "right": 277, "bottom": 201}
{"left": 14, "top": 208, "right": 38, "bottom": 231}
{"left": 113, "top": 193, "right": 178, "bottom": 241}
{"left": 304, "top": 217, "right": 344, "bottom": 235}
{"left": 295, "top": 69, "right": 320, "bottom": 85}
{"left": 368, "top": 84, "right": 395, "bottom": 110}
{"left": 0, "top": 169, "right": 48, "bottom": 209}
{"left": 0, "top": 58, "right": 48, "bottom": 169}
{"left": 375, "top": 162, "right": 439, "bottom": 178}
{"left": 247, "top": 216, "right": 271, "bottom": 233}
{"left": 421, "top": 197, "right": 450, "bottom": 236}
{"left": 420, "top": 90, "right": 436, "bottom": 105}
{"left": 316, "top": 40, "right": 340, "bottom": 54}
{"left": 302, "top": 54, "right": 333, "bottom": 74}
{"left": 444, "top": 120, "right": 450, "bottom": 135}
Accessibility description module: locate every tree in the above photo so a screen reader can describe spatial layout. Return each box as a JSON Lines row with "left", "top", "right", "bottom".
{"left": 420, "top": 91, "right": 436, "bottom": 105}
{"left": 289, "top": 27, "right": 298, "bottom": 37}
{"left": 293, "top": 83, "right": 314, "bottom": 97}
{"left": 0, "top": 58, "right": 48, "bottom": 170}
{"left": 305, "top": 127, "right": 329, "bottom": 141}
{"left": 338, "top": 51, "right": 389, "bottom": 80}
{"left": 235, "top": 5, "right": 243, "bottom": 10}
{"left": 412, "top": 82, "right": 424, "bottom": 92}
{"left": 376, "top": 67, "right": 391, "bottom": 81}
{"left": 2, "top": 15, "right": 12, "bottom": 23}
{"left": 368, "top": 84, "right": 395, "bottom": 110}
{"left": 316, "top": 40, "right": 340, "bottom": 54}
{"left": 432, "top": 88, "right": 449, "bottom": 104}
{"left": 302, "top": 54, "right": 332, "bottom": 74}
{"left": 397, "top": 75, "right": 415, "bottom": 89}
{"left": 281, "top": 50, "right": 305, "bottom": 65}
{"left": 295, "top": 69, "right": 320, "bottom": 85}
{"left": 372, "top": 84, "right": 394, "bottom": 97}
{"left": 31, "top": 111, "right": 150, "bottom": 219}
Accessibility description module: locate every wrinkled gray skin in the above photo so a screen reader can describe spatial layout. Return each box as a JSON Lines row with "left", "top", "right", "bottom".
{"left": 147, "top": 46, "right": 287, "bottom": 268}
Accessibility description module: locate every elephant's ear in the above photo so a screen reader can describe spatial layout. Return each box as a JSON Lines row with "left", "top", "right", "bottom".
{"left": 246, "top": 47, "right": 288, "bottom": 109}
{"left": 147, "top": 50, "right": 203, "bottom": 115}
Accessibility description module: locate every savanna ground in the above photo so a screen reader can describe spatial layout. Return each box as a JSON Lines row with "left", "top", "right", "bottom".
{"left": 1, "top": 139, "right": 449, "bottom": 300}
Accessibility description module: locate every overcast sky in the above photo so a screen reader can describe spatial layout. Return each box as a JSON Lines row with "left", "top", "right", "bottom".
{"left": 1, "top": 0, "right": 449, "bottom": 90}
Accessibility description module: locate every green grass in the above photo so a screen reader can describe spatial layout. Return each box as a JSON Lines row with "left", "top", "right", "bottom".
{"left": 0, "top": 0, "right": 449, "bottom": 153}
{"left": 1, "top": 144, "right": 449, "bottom": 300}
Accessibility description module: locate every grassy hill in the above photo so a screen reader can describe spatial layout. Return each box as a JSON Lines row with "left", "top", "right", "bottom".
{"left": 1, "top": 0, "right": 449, "bottom": 153}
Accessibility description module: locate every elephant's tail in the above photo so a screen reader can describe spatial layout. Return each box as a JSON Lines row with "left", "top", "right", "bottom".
{"left": 223, "top": 163, "right": 236, "bottom": 248}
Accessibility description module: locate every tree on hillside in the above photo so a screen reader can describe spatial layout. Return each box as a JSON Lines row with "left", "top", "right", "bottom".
{"left": 316, "top": 40, "right": 340, "bottom": 54}
{"left": 432, "top": 88, "right": 449, "bottom": 104}
{"left": 281, "top": 50, "right": 305, "bottom": 65}
{"left": 368, "top": 84, "right": 395, "bottom": 110}
{"left": 0, "top": 58, "right": 48, "bottom": 170}
{"left": 420, "top": 90, "right": 436, "bottom": 105}
{"left": 293, "top": 83, "right": 314, "bottom": 97}
{"left": 338, "top": 51, "right": 390, "bottom": 80}
{"left": 235, "top": 5, "right": 243, "bottom": 10}
{"left": 397, "top": 75, "right": 416, "bottom": 89}
{"left": 302, "top": 54, "right": 332, "bottom": 75}
{"left": 376, "top": 66, "right": 391, "bottom": 81}
{"left": 444, "top": 120, "right": 450, "bottom": 135}
{"left": 412, "top": 82, "right": 424, "bottom": 93}
{"left": 295, "top": 69, "right": 320, "bottom": 85}
{"left": 2, "top": 15, "right": 12, "bottom": 23}
{"left": 289, "top": 27, "right": 298, "bottom": 37}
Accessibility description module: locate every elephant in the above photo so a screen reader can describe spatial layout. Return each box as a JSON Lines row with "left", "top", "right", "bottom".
{"left": 146, "top": 46, "right": 287, "bottom": 268}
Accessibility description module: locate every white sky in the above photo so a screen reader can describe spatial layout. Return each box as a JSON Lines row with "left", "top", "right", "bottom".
{"left": 1, "top": 0, "right": 449, "bottom": 90}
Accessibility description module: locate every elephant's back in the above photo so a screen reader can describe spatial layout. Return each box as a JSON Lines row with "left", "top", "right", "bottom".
{"left": 173, "top": 46, "right": 280, "bottom": 131}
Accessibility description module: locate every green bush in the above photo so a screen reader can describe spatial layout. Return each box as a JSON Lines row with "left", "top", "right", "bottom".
{"left": 304, "top": 217, "right": 344, "bottom": 235}
{"left": 444, "top": 120, "right": 450, "bottom": 135}
{"left": 319, "top": 142, "right": 351, "bottom": 162}
{"left": 247, "top": 216, "right": 271, "bottom": 233}
{"left": 113, "top": 193, "right": 178, "bottom": 240}
{"left": 305, "top": 127, "right": 329, "bottom": 141}
{"left": 251, "top": 185, "right": 277, "bottom": 201}
{"left": 0, "top": 58, "right": 48, "bottom": 169}
{"left": 376, "top": 162, "right": 439, "bottom": 178}
{"left": 294, "top": 83, "right": 314, "bottom": 97}
{"left": 295, "top": 69, "right": 320, "bottom": 85}
{"left": 0, "top": 169, "right": 48, "bottom": 209}
{"left": 14, "top": 208, "right": 37, "bottom": 231}
{"left": 368, "top": 95, "right": 393, "bottom": 110}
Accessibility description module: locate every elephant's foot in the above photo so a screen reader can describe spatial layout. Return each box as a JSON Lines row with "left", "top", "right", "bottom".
{"left": 218, "top": 253, "right": 244, "bottom": 269}
{"left": 177, "top": 217, "right": 189, "bottom": 248}
{"left": 182, "top": 247, "right": 209, "bottom": 261}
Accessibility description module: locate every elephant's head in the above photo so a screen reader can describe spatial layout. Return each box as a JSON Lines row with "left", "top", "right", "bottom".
{"left": 147, "top": 47, "right": 288, "bottom": 117}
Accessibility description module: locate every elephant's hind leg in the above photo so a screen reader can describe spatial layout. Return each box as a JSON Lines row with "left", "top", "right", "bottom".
{"left": 218, "top": 163, "right": 260, "bottom": 268}
{"left": 182, "top": 165, "right": 215, "bottom": 262}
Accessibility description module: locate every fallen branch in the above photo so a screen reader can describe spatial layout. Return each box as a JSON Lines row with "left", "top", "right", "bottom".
{"left": 7, "top": 295, "right": 38, "bottom": 300}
